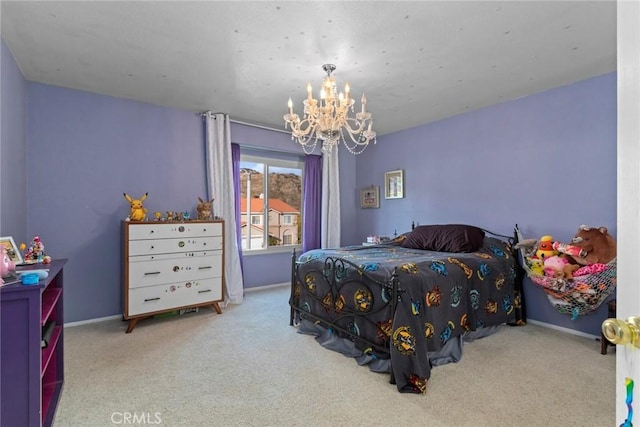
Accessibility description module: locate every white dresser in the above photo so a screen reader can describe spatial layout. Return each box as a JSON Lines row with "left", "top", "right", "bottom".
{"left": 123, "top": 220, "right": 224, "bottom": 333}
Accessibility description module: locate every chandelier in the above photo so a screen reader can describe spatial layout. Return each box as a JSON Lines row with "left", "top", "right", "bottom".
{"left": 284, "top": 64, "right": 376, "bottom": 155}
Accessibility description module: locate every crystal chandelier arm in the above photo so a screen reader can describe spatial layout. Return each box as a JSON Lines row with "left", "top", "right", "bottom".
{"left": 338, "top": 127, "right": 376, "bottom": 155}
{"left": 340, "top": 120, "right": 375, "bottom": 144}
{"left": 341, "top": 115, "right": 370, "bottom": 134}
{"left": 285, "top": 115, "right": 314, "bottom": 137}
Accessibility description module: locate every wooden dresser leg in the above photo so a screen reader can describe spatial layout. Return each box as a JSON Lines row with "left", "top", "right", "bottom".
{"left": 126, "top": 318, "right": 139, "bottom": 333}
{"left": 601, "top": 333, "right": 607, "bottom": 355}
{"left": 212, "top": 302, "right": 222, "bottom": 314}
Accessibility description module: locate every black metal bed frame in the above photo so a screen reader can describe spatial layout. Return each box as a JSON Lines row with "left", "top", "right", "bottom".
{"left": 288, "top": 225, "right": 526, "bottom": 382}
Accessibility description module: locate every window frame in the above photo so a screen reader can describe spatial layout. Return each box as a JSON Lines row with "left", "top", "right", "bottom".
{"left": 240, "top": 150, "right": 304, "bottom": 255}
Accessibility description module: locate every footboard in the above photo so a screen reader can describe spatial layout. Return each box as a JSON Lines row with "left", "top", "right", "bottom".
{"left": 289, "top": 249, "right": 400, "bottom": 358}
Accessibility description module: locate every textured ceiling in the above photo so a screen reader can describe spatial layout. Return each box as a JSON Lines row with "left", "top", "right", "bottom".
{"left": 1, "top": 1, "right": 616, "bottom": 136}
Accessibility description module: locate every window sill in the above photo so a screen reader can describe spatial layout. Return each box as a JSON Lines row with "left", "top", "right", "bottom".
{"left": 241, "top": 245, "right": 302, "bottom": 256}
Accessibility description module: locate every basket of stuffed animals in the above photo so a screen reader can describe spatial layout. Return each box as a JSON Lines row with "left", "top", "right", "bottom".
{"left": 516, "top": 225, "right": 617, "bottom": 318}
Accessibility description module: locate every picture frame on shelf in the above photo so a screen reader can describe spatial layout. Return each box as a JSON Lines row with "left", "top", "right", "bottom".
{"left": 360, "top": 186, "right": 380, "bottom": 209}
{"left": 385, "top": 169, "right": 404, "bottom": 199}
{"left": 0, "top": 236, "right": 23, "bottom": 264}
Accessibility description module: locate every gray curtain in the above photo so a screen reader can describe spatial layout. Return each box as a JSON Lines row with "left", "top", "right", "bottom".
{"left": 204, "top": 112, "right": 244, "bottom": 305}
{"left": 231, "top": 143, "right": 243, "bottom": 273}
{"left": 321, "top": 148, "right": 341, "bottom": 248}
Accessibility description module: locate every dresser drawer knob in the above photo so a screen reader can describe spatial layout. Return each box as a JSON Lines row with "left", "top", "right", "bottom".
{"left": 198, "top": 266, "right": 212, "bottom": 270}
{"left": 144, "top": 272, "right": 161, "bottom": 276}
{"left": 144, "top": 297, "right": 160, "bottom": 302}
{"left": 198, "top": 289, "right": 211, "bottom": 294}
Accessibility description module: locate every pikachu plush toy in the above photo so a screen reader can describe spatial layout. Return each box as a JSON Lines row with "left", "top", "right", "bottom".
{"left": 123, "top": 192, "right": 148, "bottom": 221}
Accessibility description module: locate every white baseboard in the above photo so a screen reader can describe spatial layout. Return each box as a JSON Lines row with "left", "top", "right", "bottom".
{"left": 244, "top": 282, "right": 289, "bottom": 293}
{"left": 526, "top": 318, "right": 599, "bottom": 340}
{"left": 64, "top": 314, "right": 121, "bottom": 328}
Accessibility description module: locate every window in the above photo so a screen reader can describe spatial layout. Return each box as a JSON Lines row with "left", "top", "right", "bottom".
{"left": 240, "top": 150, "right": 303, "bottom": 252}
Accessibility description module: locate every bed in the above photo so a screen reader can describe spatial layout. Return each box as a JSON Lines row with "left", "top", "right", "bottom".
{"left": 289, "top": 224, "right": 526, "bottom": 394}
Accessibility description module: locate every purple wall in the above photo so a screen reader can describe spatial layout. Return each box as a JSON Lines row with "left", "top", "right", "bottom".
{"left": 27, "top": 83, "right": 207, "bottom": 322}
{"left": 23, "top": 82, "right": 359, "bottom": 322}
{"left": 355, "top": 73, "right": 617, "bottom": 336}
{"left": 22, "top": 83, "right": 359, "bottom": 322}
{"left": 1, "top": 39, "right": 28, "bottom": 239}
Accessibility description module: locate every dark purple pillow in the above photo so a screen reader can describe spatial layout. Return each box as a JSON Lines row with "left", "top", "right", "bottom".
{"left": 401, "top": 224, "right": 485, "bottom": 252}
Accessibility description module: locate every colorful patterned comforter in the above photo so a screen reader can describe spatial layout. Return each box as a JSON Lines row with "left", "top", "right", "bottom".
{"left": 293, "top": 237, "right": 519, "bottom": 393}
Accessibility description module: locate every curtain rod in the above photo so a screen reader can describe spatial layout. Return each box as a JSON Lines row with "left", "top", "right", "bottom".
{"left": 199, "top": 111, "right": 289, "bottom": 135}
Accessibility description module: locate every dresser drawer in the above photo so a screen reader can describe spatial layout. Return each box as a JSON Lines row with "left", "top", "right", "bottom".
{"left": 128, "top": 250, "right": 218, "bottom": 263}
{"left": 128, "top": 236, "right": 222, "bottom": 256}
{"left": 126, "top": 277, "right": 223, "bottom": 317}
{"left": 127, "top": 254, "right": 222, "bottom": 288}
{"left": 127, "top": 222, "right": 222, "bottom": 240}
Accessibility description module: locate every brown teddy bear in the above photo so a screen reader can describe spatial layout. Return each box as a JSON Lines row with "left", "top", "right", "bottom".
{"left": 567, "top": 225, "right": 617, "bottom": 266}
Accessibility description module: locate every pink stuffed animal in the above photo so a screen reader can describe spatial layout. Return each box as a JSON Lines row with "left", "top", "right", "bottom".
{"left": 0, "top": 247, "right": 16, "bottom": 286}
{"left": 543, "top": 255, "right": 580, "bottom": 279}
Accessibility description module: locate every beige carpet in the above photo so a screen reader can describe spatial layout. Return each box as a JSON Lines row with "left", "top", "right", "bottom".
{"left": 54, "top": 284, "right": 615, "bottom": 427}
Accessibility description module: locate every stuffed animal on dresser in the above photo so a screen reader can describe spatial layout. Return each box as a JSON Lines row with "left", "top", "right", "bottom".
{"left": 196, "top": 197, "right": 214, "bottom": 221}
{"left": 123, "top": 192, "right": 148, "bottom": 221}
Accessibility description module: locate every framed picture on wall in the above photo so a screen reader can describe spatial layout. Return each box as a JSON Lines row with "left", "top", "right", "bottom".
{"left": 360, "top": 186, "right": 380, "bottom": 209}
{"left": 385, "top": 169, "right": 404, "bottom": 199}
{"left": 0, "top": 236, "right": 23, "bottom": 265}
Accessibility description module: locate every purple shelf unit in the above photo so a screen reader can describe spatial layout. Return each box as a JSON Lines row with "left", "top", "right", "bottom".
{"left": 1, "top": 259, "right": 67, "bottom": 427}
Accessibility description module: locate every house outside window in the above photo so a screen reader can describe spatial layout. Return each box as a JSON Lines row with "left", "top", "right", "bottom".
{"left": 240, "top": 150, "right": 303, "bottom": 252}
{"left": 282, "top": 232, "right": 292, "bottom": 245}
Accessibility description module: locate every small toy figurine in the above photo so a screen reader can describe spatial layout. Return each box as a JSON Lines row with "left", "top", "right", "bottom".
{"left": 196, "top": 197, "right": 214, "bottom": 220}
{"left": 24, "top": 235, "right": 46, "bottom": 263}
{"left": 154, "top": 211, "right": 162, "bottom": 221}
{"left": 123, "top": 192, "right": 148, "bottom": 221}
